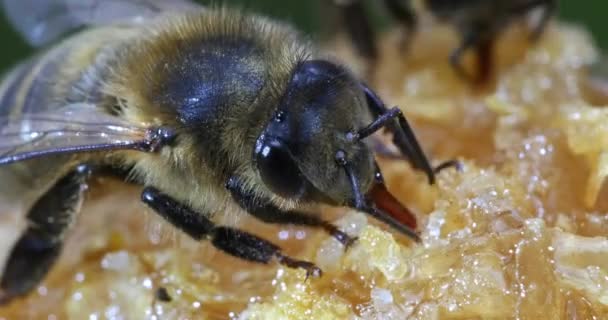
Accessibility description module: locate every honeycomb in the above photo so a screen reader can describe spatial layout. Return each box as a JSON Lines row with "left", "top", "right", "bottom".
{"left": 1, "top": 20, "right": 608, "bottom": 320}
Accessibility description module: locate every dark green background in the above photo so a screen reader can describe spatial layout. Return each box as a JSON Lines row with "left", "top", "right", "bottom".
{"left": 0, "top": 1, "right": 605, "bottom": 72}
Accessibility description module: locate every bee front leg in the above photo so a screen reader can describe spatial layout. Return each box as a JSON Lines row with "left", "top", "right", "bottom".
{"left": 361, "top": 84, "right": 433, "bottom": 182}
{"left": 360, "top": 83, "right": 461, "bottom": 181}
{"left": 140, "top": 187, "right": 322, "bottom": 278}
{"left": 225, "top": 176, "right": 357, "bottom": 249}
{"left": 0, "top": 165, "right": 91, "bottom": 304}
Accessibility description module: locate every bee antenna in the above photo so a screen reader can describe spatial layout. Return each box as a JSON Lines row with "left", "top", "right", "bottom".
{"left": 349, "top": 107, "right": 404, "bottom": 141}
{"left": 335, "top": 150, "right": 420, "bottom": 242}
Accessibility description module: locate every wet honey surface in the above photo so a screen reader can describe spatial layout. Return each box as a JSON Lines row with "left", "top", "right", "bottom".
{"left": 2, "top": 21, "right": 608, "bottom": 319}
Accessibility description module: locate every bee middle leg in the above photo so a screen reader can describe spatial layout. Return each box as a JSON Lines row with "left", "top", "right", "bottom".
{"left": 140, "top": 187, "right": 322, "bottom": 278}
{"left": 225, "top": 176, "right": 357, "bottom": 248}
{"left": 0, "top": 164, "right": 91, "bottom": 304}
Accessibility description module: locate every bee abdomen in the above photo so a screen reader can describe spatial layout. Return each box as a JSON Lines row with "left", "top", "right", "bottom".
{"left": 0, "top": 59, "right": 34, "bottom": 117}
{"left": 0, "top": 45, "right": 73, "bottom": 118}
{"left": 0, "top": 27, "right": 134, "bottom": 119}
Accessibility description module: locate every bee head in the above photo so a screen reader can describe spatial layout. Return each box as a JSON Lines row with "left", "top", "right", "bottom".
{"left": 254, "top": 60, "right": 376, "bottom": 205}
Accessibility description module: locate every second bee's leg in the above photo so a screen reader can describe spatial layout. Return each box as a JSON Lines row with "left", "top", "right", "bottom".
{"left": 526, "top": 0, "right": 557, "bottom": 41}
{"left": 449, "top": 26, "right": 497, "bottom": 84}
{"left": 449, "top": 29, "right": 481, "bottom": 82}
{"left": 331, "top": 0, "right": 378, "bottom": 60}
{"left": 0, "top": 165, "right": 91, "bottom": 304}
{"left": 225, "top": 177, "right": 356, "bottom": 248}
{"left": 140, "top": 187, "right": 322, "bottom": 278}
{"left": 382, "top": 0, "right": 417, "bottom": 46}
{"left": 474, "top": 37, "right": 495, "bottom": 85}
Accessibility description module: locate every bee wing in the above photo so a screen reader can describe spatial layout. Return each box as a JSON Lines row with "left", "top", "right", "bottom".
{"left": 0, "top": 103, "right": 153, "bottom": 165}
{"left": 1, "top": 0, "right": 203, "bottom": 47}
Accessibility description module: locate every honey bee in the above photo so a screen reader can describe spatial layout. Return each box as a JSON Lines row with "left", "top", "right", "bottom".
{"left": 333, "top": 0, "right": 556, "bottom": 82}
{"left": 0, "top": 0, "right": 452, "bottom": 303}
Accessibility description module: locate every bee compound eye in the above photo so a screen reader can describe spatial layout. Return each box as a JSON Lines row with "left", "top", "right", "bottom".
{"left": 254, "top": 138, "right": 307, "bottom": 199}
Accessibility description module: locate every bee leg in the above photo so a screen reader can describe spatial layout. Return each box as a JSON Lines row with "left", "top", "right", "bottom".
{"left": 225, "top": 176, "right": 357, "bottom": 249}
{"left": 360, "top": 83, "right": 439, "bottom": 183}
{"left": 331, "top": 0, "right": 378, "bottom": 61}
{"left": 371, "top": 140, "right": 461, "bottom": 174}
{"left": 360, "top": 84, "right": 461, "bottom": 181}
{"left": 525, "top": 0, "right": 557, "bottom": 41}
{"left": 449, "top": 28, "right": 483, "bottom": 82}
{"left": 0, "top": 165, "right": 91, "bottom": 304}
{"left": 382, "top": 0, "right": 417, "bottom": 49}
{"left": 141, "top": 187, "right": 322, "bottom": 278}
{"left": 474, "top": 36, "right": 495, "bottom": 85}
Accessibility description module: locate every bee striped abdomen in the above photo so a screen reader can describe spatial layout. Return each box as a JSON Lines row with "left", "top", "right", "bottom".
{"left": 0, "top": 51, "right": 75, "bottom": 118}
{"left": 0, "top": 59, "right": 35, "bottom": 117}
{"left": 0, "top": 27, "right": 136, "bottom": 120}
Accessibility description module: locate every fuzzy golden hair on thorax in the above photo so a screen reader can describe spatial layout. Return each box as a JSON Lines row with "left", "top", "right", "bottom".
{"left": 105, "top": 7, "right": 314, "bottom": 127}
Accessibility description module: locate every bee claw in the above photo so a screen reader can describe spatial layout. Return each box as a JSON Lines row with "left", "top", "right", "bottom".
{"left": 434, "top": 159, "right": 462, "bottom": 174}
{"left": 303, "top": 265, "right": 323, "bottom": 281}
{"left": 342, "top": 235, "right": 359, "bottom": 252}
{"left": 275, "top": 254, "right": 323, "bottom": 280}
{"left": 333, "top": 231, "right": 358, "bottom": 252}
{"left": 306, "top": 267, "right": 323, "bottom": 281}
{"left": 323, "top": 223, "right": 358, "bottom": 250}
